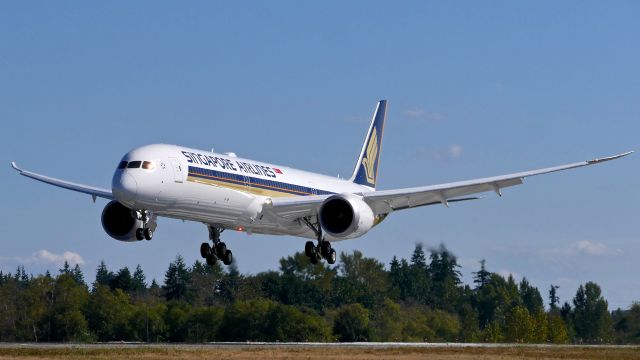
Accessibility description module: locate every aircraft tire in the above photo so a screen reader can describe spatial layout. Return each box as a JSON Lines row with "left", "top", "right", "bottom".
{"left": 223, "top": 250, "right": 233, "bottom": 265}
{"left": 320, "top": 241, "right": 332, "bottom": 258}
{"left": 216, "top": 242, "right": 227, "bottom": 258}
{"left": 200, "top": 243, "right": 211, "bottom": 258}
{"left": 136, "top": 228, "right": 144, "bottom": 241}
{"left": 144, "top": 228, "right": 153, "bottom": 240}
{"left": 206, "top": 255, "right": 217, "bottom": 266}
{"left": 327, "top": 249, "right": 337, "bottom": 265}
{"left": 304, "top": 241, "right": 315, "bottom": 257}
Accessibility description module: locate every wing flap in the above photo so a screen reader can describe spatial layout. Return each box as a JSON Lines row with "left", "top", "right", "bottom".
{"left": 267, "top": 195, "right": 330, "bottom": 220}
{"left": 12, "top": 162, "right": 113, "bottom": 200}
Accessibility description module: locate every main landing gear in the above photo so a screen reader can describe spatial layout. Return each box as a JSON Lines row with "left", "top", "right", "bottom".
{"left": 302, "top": 217, "right": 337, "bottom": 265}
{"left": 133, "top": 210, "right": 153, "bottom": 241}
{"left": 200, "top": 226, "right": 233, "bottom": 266}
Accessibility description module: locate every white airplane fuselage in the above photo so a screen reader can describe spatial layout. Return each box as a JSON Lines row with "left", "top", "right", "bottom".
{"left": 114, "top": 144, "right": 370, "bottom": 240}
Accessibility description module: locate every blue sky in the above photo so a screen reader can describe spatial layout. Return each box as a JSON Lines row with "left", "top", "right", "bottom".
{"left": 1, "top": 1, "right": 638, "bottom": 309}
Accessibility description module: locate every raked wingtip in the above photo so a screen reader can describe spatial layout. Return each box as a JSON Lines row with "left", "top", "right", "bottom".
{"left": 587, "top": 151, "right": 634, "bottom": 164}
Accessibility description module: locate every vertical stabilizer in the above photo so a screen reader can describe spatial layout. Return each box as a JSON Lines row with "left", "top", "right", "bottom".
{"left": 349, "top": 100, "right": 387, "bottom": 190}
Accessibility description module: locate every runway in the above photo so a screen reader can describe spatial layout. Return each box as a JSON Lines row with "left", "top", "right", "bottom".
{"left": 1, "top": 341, "right": 639, "bottom": 349}
{"left": 2, "top": 342, "right": 639, "bottom": 360}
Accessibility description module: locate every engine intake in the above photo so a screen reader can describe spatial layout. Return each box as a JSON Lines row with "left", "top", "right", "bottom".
{"left": 101, "top": 200, "right": 148, "bottom": 242}
{"left": 318, "top": 194, "right": 375, "bottom": 239}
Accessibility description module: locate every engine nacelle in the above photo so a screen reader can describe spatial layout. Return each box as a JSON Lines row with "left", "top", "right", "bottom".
{"left": 318, "top": 193, "right": 375, "bottom": 239}
{"left": 101, "top": 200, "right": 152, "bottom": 242}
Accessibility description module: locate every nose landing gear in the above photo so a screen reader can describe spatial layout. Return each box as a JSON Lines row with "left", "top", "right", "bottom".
{"left": 200, "top": 226, "right": 233, "bottom": 266}
{"left": 133, "top": 210, "right": 154, "bottom": 241}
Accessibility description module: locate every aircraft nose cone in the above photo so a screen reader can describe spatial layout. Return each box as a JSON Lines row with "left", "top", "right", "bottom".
{"left": 114, "top": 172, "right": 138, "bottom": 202}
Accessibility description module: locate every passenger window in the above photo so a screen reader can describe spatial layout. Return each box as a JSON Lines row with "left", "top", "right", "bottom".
{"left": 127, "top": 161, "right": 142, "bottom": 168}
{"left": 118, "top": 161, "right": 128, "bottom": 169}
{"left": 142, "top": 161, "right": 156, "bottom": 170}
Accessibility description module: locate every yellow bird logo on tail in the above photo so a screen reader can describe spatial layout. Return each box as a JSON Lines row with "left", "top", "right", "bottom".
{"left": 362, "top": 128, "right": 379, "bottom": 185}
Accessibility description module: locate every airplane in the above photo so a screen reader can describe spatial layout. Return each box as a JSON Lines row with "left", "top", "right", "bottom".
{"left": 11, "top": 100, "right": 633, "bottom": 266}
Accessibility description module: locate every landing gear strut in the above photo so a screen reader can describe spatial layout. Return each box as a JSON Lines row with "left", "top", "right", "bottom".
{"left": 302, "top": 217, "right": 336, "bottom": 265}
{"left": 200, "top": 226, "right": 233, "bottom": 266}
{"left": 133, "top": 210, "right": 153, "bottom": 241}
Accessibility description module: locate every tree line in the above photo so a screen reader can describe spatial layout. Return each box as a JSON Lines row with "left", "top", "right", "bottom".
{"left": 0, "top": 244, "right": 638, "bottom": 343}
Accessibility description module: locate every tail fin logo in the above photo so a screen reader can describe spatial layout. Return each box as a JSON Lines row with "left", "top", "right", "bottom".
{"left": 362, "top": 128, "right": 379, "bottom": 184}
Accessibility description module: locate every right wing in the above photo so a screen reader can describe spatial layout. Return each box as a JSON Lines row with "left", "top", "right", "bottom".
{"left": 267, "top": 151, "right": 633, "bottom": 220}
{"left": 11, "top": 162, "right": 113, "bottom": 200}
{"left": 361, "top": 151, "right": 633, "bottom": 214}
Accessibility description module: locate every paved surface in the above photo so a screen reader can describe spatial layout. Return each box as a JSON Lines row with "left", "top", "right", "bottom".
{"left": 0, "top": 342, "right": 638, "bottom": 349}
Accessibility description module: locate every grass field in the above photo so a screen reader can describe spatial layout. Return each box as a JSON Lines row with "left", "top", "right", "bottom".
{"left": 1, "top": 344, "right": 639, "bottom": 360}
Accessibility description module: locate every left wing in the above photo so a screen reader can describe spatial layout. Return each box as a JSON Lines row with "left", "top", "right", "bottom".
{"left": 268, "top": 151, "right": 633, "bottom": 220}
{"left": 11, "top": 162, "right": 114, "bottom": 200}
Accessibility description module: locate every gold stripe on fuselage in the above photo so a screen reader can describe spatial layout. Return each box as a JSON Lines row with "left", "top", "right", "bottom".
{"left": 187, "top": 176, "right": 299, "bottom": 198}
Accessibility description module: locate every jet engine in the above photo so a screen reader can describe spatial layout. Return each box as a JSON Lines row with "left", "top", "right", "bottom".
{"left": 101, "top": 200, "right": 155, "bottom": 242}
{"left": 318, "top": 193, "right": 375, "bottom": 239}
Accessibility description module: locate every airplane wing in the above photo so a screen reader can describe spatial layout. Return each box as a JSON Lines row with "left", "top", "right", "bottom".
{"left": 269, "top": 151, "right": 633, "bottom": 220}
{"left": 11, "top": 162, "right": 114, "bottom": 201}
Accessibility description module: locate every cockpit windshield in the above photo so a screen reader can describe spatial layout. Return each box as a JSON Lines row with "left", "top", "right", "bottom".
{"left": 118, "top": 160, "right": 155, "bottom": 170}
{"left": 127, "top": 161, "right": 142, "bottom": 169}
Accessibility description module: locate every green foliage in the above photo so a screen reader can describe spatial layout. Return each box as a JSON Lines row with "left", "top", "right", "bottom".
{"left": 548, "top": 313, "right": 569, "bottom": 343}
{"left": 613, "top": 302, "right": 640, "bottom": 344}
{"left": 218, "top": 299, "right": 330, "bottom": 342}
{"left": 396, "top": 305, "right": 435, "bottom": 341}
{"left": 371, "top": 299, "right": 403, "bottom": 341}
{"left": 163, "top": 255, "right": 192, "bottom": 302}
{"left": 333, "top": 303, "right": 371, "bottom": 341}
{"left": 572, "top": 282, "right": 613, "bottom": 343}
{"left": 504, "top": 305, "right": 533, "bottom": 343}
{"left": 0, "top": 247, "right": 635, "bottom": 343}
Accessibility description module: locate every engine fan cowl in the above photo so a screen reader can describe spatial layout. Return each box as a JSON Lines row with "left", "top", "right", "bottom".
{"left": 101, "top": 200, "right": 147, "bottom": 242}
{"left": 318, "top": 193, "right": 375, "bottom": 239}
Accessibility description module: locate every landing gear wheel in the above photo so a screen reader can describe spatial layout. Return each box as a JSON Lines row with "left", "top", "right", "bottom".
{"left": 222, "top": 250, "right": 233, "bottom": 265}
{"left": 143, "top": 228, "right": 153, "bottom": 240}
{"left": 215, "top": 242, "right": 227, "bottom": 258}
{"left": 206, "top": 255, "right": 217, "bottom": 266}
{"left": 200, "top": 243, "right": 212, "bottom": 258}
{"left": 136, "top": 228, "right": 144, "bottom": 241}
{"left": 327, "top": 249, "right": 337, "bottom": 264}
{"left": 309, "top": 254, "right": 319, "bottom": 265}
{"left": 320, "top": 241, "right": 332, "bottom": 259}
{"left": 305, "top": 241, "right": 315, "bottom": 257}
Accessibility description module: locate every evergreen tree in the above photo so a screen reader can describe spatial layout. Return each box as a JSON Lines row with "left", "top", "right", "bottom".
{"left": 519, "top": 278, "right": 543, "bottom": 315}
{"left": 217, "top": 262, "right": 242, "bottom": 304}
{"left": 111, "top": 267, "right": 133, "bottom": 292}
{"left": 473, "top": 259, "right": 490, "bottom": 290}
{"left": 94, "top": 261, "right": 113, "bottom": 290}
{"left": 572, "top": 282, "right": 612, "bottom": 343}
{"left": 408, "top": 244, "right": 430, "bottom": 304}
{"left": 71, "top": 264, "right": 85, "bottom": 287}
{"left": 59, "top": 261, "right": 71, "bottom": 275}
{"left": 131, "top": 265, "right": 147, "bottom": 293}
{"left": 410, "top": 244, "right": 427, "bottom": 268}
{"left": 163, "top": 255, "right": 192, "bottom": 302}
{"left": 428, "top": 244, "right": 462, "bottom": 311}
{"left": 189, "top": 260, "right": 223, "bottom": 306}
{"left": 549, "top": 284, "right": 560, "bottom": 311}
